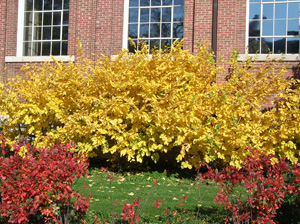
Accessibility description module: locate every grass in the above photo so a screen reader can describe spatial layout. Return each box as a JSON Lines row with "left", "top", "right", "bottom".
{"left": 73, "top": 168, "right": 226, "bottom": 223}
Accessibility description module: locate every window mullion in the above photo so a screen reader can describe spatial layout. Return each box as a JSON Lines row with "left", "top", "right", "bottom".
{"left": 138, "top": 6, "right": 140, "bottom": 50}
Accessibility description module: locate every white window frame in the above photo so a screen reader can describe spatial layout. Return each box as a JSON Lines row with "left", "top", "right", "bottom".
{"left": 122, "top": 0, "right": 184, "bottom": 52}
{"left": 242, "top": 0, "right": 300, "bottom": 61}
{"left": 6, "top": 0, "right": 74, "bottom": 62}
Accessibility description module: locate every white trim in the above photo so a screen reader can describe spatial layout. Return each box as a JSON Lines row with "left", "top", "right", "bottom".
{"left": 17, "top": 0, "right": 25, "bottom": 57}
{"left": 122, "top": 0, "right": 129, "bottom": 49}
{"left": 5, "top": 55, "right": 75, "bottom": 62}
{"left": 238, "top": 54, "right": 300, "bottom": 61}
{"left": 245, "top": 0, "right": 249, "bottom": 53}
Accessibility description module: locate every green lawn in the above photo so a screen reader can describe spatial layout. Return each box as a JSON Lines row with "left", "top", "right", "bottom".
{"left": 73, "top": 168, "right": 226, "bottom": 223}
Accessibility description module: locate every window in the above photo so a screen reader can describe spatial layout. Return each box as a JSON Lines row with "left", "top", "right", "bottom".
{"left": 125, "top": 0, "right": 184, "bottom": 53}
{"left": 19, "top": 0, "right": 69, "bottom": 56}
{"left": 248, "top": 0, "right": 300, "bottom": 54}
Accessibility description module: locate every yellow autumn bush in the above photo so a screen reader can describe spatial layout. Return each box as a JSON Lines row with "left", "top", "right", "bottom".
{"left": 0, "top": 40, "right": 299, "bottom": 168}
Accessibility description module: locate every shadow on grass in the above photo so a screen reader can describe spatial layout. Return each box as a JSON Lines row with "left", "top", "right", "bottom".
{"left": 275, "top": 195, "right": 300, "bottom": 224}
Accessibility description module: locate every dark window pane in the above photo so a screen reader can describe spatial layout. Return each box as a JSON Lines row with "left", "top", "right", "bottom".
{"left": 274, "top": 20, "right": 286, "bottom": 36}
{"left": 162, "top": 8, "right": 171, "bottom": 22}
{"left": 151, "top": 0, "right": 161, "bottom": 6}
{"left": 140, "top": 0, "right": 149, "bottom": 6}
{"left": 263, "top": 4, "right": 273, "bottom": 19}
{"left": 34, "top": 0, "right": 42, "bottom": 10}
{"left": 161, "top": 23, "right": 171, "bottom": 37}
{"left": 150, "top": 23, "right": 160, "bottom": 37}
{"left": 24, "top": 12, "right": 33, "bottom": 26}
{"left": 130, "top": 0, "right": 138, "bottom": 7}
{"left": 140, "top": 24, "right": 149, "bottom": 38}
{"left": 140, "top": 8, "right": 149, "bottom": 22}
{"left": 129, "top": 24, "right": 138, "bottom": 38}
{"left": 249, "top": 20, "right": 260, "bottom": 36}
{"left": 275, "top": 3, "right": 287, "bottom": 19}
{"left": 44, "top": 0, "right": 53, "bottom": 10}
{"left": 261, "top": 38, "right": 273, "bottom": 53}
{"left": 288, "top": 3, "right": 299, "bottom": 19}
{"left": 62, "top": 41, "right": 68, "bottom": 55}
{"left": 32, "top": 42, "right": 41, "bottom": 56}
{"left": 128, "top": 39, "right": 137, "bottom": 52}
{"left": 174, "top": 0, "right": 184, "bottom": 5}
{"left": 53, "top": 12, "right": 61, "bottom": 25}
{"left": 161, "top": 39, "right": 171, "bottom": 51}
{"left": 63, "top": 11, "right": 69, "bottom": 25}
{"left": 173, "top": 22, "right": 183, "bottom": 38}
{"left": 288, "top": 20, "right": 299, "bottom": 35}
{"left": 287, "top": 37, "right": 299, "bottom": 53}
{"left": 248, "top": 38, "right": 260, "bottom": 53}
{"left": 34, "top": 12, "right": 42, "bottom": 26}
{"left": 54, "top": 0, "right": 63, "bottom": 10}
{"left": 262, "top": 20, "right": 273, "bottom": 36}
{"left": 25, "top": 0, "right": 33, "bottom": 11}
{"left": 24, "top": 27, "right": 32, "bottom": 41}
{"left": 274, "top": 38, "right": 286, "bottom": 54}
{"left": 43, "top": 27, "right": 51, "bottom": 40}
{"left": 64, "top": 0, "right": 69, "bottom": 9}
{"left": 129, "top": 8, "right": 138, "bottom": 23}
{"left": 150, "top": 39, "right": 160, "bottom": 52}
{"left": 33, "top": 26, "right": 42, "bottom": 40}
{"left": 151, "top": 8, "right": 161, "bottom": 22}
{"left": 249, "top": 3, "right": 261, "bottom": 19}
{"left": 43, "top": 12, "right": 52, "bottom": 25}
{"left": 173, "top": 6, "right": 184, "bottom": 22}
{"left": 52, "top": 41, "right": 61, "bottom": 55}
{"left": 52, "top": 26, "right": 61, "bottom": 39}
{"left": 163, "top": 0, "right": 172, "bottom": 5}
{"left": 250, "top": 0, "right": 260, "bottom": 2}
{"left": 23, "top": 42, "right": 31, "bottom": 56}
{"left": 42, "top": 42, "right": 51, "bottom": 55}
{"left": 62, "top": 26, "right": 68, "bottom": 40}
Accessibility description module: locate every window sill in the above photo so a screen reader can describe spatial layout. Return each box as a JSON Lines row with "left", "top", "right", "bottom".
{"left": 5, "top": 55, "right": 75, "bottom": 63}
{"left": 238, "top": 54, "right": 300, "bottom": 62}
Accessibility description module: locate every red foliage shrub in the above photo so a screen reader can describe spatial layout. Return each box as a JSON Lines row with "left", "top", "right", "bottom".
{"left": 120, "top": 198, "right": 140, "bottom": 224}
{"left": 0, "top": 136, "right": 90, "bottom": 224}
{"left": 200, "top": 148, "right": 300, "bottom": 224}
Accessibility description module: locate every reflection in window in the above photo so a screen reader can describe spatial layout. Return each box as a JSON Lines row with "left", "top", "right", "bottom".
{"left": 23, "top": 0, "right": 69, "bottom": 56}
{"left": 128, "top": 0, "right": 184, "bottom": 53}
{"left": 248, "top": 0, "right": 300, "bottom": 54}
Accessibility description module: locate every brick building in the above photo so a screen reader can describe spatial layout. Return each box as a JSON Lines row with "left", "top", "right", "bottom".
{"left": 0, "top": 0, "right": 300, "bottom": 81}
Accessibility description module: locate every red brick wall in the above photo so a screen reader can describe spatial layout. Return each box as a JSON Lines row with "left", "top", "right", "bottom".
{"left": 184, "top": 0, "right": 213, "bottom": 52}
{"left": 0, "top": 0, "right": 7, "bottom": 81}
{"left": 1, "top": 0, "right": 300, "bottom": 81}
{"left": 5, "top": 0, "right": 18, "bottom": 57}
{"left": 217, "top": 0, "right": 247, "bottom": 60}
{"left": 66, "top": 0, "right": 124, "bottom": 59}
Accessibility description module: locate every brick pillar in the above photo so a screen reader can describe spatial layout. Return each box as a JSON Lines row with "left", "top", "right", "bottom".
{"left": 184, "top": 0, "right": 213, "bottom": 53}
{"left": 0, "top": 0, "right": 7, "bottom": 81}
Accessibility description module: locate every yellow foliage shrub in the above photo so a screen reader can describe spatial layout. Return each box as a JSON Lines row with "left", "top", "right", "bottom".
{"left": 0, "top": 40, "right": 299, "bottom": 168}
